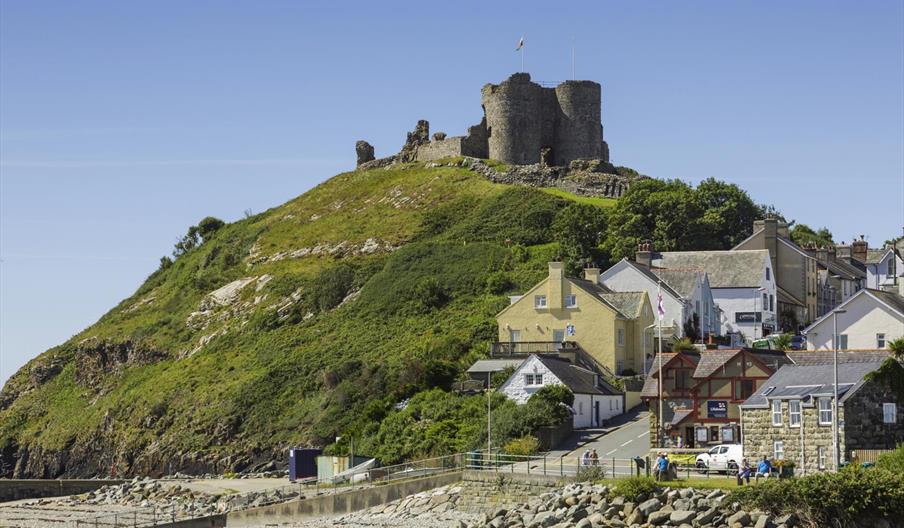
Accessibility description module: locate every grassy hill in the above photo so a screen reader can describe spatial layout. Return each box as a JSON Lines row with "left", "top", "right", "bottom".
{"left": 0, "top": 159, "right": 608, "bottom": 478}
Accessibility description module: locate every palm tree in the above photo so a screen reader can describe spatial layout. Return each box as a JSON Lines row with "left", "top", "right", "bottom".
{"left": 772, "top": 333, "right": 792, "bottom": 351}
{"left": 888, "top": 337, "right": 904, "bottom": 360}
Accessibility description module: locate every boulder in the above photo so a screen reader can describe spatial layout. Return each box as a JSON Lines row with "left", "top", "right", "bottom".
{"left": 728, "top": 510, "right": 751, "bottom": 526}
{"left": 637, "top": 498, "right": 662, "bottom": 516}
{"left": 355, "top": 140, "right": 375, "bottom": 166}
{"left": 647, "top": 510, "right": 671, "bottom": 525}
{"left": 670, "top": 510, "right": 696, "bottom": 524}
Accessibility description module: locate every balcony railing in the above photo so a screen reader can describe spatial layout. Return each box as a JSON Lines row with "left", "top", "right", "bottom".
{"left": 489, "top": 341, "right": 580, "bottom": 356}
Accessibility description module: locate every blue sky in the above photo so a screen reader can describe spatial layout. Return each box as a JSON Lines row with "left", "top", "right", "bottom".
{"left": 1, "top": 1, "right": 902, "bottom": 385}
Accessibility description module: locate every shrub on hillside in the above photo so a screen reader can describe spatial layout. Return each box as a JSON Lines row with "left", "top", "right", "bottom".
{"left": 504, "top": 435, "right": 540, "bottom": 456}
{"left": 312, "top": 265, "right": 355, "bottom": 312}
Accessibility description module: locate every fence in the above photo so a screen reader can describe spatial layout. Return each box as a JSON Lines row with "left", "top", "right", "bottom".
{"left": 850, "top": 449, "right": 892, "bottom": 464}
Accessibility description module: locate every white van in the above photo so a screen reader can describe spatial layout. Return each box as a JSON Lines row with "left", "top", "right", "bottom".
{"left": 695, "top": 444, "right": 743, "bottom": 473}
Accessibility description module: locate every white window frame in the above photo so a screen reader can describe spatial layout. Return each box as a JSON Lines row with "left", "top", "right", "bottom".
{"left": 771, "top": 400, "right": 783, "bottom": 426}
{"left": 818, "top": 398, "right": 833, "bottom": 425}
{"left": 773, "top": 441, "right": 784, "bottom": 460}
{"left": 524, "top": 373, "right": 543, "bottom": 386}
{"left": 877, "top": 333, "right": 886, "bottom": 349}
{"left": 883, "top": 403, "right": 897, "bottom": 424}
{"left": 789, "top": 399, "right": 801, "bottom": 428}
{"left": 534, "top": 295, "right": 547, "bottom": 309}
{"left": 617, "top": 328, "right": 625, "bottom": 346}
{"left": 818, "top": 446, "right": 826, "bottom": 469}
{"left": 565, "top": 294, "right": 577, "bottom": 308}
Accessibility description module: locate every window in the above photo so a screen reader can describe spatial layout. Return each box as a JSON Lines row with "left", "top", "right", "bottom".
{"left": 509, "top": 329, "right": 521, "bottom": 343}
{"left": 617, "top": 328, "right": 625, "bottom": 346}
{"left": 818, "top": 398, "right": 833, "bottom": 425}
{"left": 774, "top": 441, "right": 784, "bottom": 460}
{"left": 695, "top": 300, "right": 700, "bottom": 315}
{"left": 763, "top": 293, "right": 768, "bottom": 308}
{"left": 839, "top": 334, "right": 848, "bottom": 350}
{"left": 877, "top": 334, "right": 886, "bottom": 349}
{"left": 578, "top": 401, "right": 584, "bottom": 415}
{"left": 736, "top": 379, "right": 755, "bottom": 400}
{"left": 565, "top": 294, "right": 577, "bottom": 308}
{"left": 675, "top": 369, "right": 691, "bottom": 390}
{"left": 524, "top": 373, "right": 543, "bottom": 386}
{"left": 534, "top": 295, "right": 547, "bottom": 309}
{"left": 884, "top": 403, "right": 897, "bottom": 424}
{"left": 766, "top": 268, "right": 771, "bottom": 281}
{"left": 769, "top": 294, "right": 774, "bottom": 312}
{"left": 789, "top": 400, "right": 801, "bottom": 427}
{"left": 818, "top": 447, "right": 826, "bottom": 470}
{"left": 888, "top": 259, "right": 895, "bottom": 277}
{"left": 772, "top": 400, "right": 783, "bottom": 426}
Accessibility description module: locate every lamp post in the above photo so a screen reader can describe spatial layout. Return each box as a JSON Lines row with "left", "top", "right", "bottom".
{"left": 831, "top": 308, "right": 846, "bottom": 471}
{"left": 487, "top": 371, "right": 492, "bottom": 460}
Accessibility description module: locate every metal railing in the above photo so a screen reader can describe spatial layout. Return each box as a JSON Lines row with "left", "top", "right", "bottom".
{"left": 489, "top": 341, "right": 580, "bottom": 356}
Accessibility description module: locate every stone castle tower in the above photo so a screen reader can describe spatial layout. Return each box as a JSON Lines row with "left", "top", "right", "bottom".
{"left": 358, "top": 73, "right": 611, "bottom": 168}
{"left": 480, "top": 73, "right": 608, "bottom": 166}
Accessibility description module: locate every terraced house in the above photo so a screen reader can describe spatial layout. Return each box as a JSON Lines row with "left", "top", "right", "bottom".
{"left": 494, "top": 262, "right": 653, "bottom": 376}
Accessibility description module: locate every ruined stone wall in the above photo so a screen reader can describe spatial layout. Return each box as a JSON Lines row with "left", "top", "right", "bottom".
{"left": 416, "top": 118, "right": 489, "bottom": 162}
{"left": 481, "top": 73, "right": 545, "bottom": 165}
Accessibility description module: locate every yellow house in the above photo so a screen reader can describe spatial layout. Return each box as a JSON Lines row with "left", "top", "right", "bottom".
{"left": 495, "top": 262, "right": 653, "bottom": 375}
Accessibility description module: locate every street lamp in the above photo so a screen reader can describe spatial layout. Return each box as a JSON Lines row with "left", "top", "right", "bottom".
{"left": 831, "top": 308, "right": 847, "bottom": 471}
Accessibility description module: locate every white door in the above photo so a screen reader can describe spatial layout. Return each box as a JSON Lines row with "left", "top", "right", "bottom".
{"left": 553, "top": 329, "right": 565, "bottom": 350}
{"left": 509, "top": 329, "right": 521, "bottom": 342}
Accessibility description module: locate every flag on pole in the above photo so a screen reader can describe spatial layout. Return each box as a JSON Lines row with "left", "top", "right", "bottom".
{"left": 516, "top": 37, "right": 524, "bottom": 51}
{"left": 657, "top": 288, "right": 665, "bottom": 320}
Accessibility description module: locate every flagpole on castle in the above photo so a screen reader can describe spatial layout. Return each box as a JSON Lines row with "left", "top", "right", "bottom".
{"left": 516, "top": 36, "right": 525, "bottom": 72}
{"left": 657, "top": 279, "right": 664, "bottom": 448}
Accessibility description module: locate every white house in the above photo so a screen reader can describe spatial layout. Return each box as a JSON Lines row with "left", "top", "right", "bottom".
{"left": 865, "top": 247, "right": 902, "bottom": 291}
{"left": 498, "top": 354, "right": 623, "bottom": 429}
{"left": 648, "top": 249, "right": 776, "bottom": 345}
{"left": 803, "top": 287, "right": 904, "bottom": 350}
{"left": 598, "top": 258, "right": 719, "bottom": 341}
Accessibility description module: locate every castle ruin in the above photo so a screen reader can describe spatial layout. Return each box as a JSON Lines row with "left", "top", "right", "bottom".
{"left": 356, "top": 73, "right": 644, "bottom": 198}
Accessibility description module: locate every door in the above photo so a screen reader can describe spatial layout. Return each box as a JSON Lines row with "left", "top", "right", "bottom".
{"left": 685, "top": 427, "right": 695, "bottom": 448}
{"left": 594, "top": 401, "right": 600, "bottom": 426}
{"left": 509, "top": 330, "right": 521, "bottom": 354}
{"left": 553, "top": 329, "right": 565, "bottom": 350}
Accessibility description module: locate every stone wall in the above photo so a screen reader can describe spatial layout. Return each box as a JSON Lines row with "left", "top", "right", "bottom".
{"left": 455, "top": 471, "right": 564, "bottom": 512}
{"left": 843, "top": 380, "right": 904, "bottom": 453}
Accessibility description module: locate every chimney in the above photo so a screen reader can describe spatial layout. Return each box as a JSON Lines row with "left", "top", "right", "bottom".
{"left": 760, "top": 218, "right": 779, "bottom": 273}
{"left": 777, "top": 222, "right": 790, "bottom": 239}
{"left": 547, "top": 262, "right": 564, "bottom": 309}
{"left": 584, "top": 267, "right": 601, "bottom": 284}
{"left": 852, "top": 235, "right": 868, "bottom": 263}
{"left": 815, "top": 247, "right": 829, "bottom": 265}
{"left": 636, "top": 241, "right": 653, "bottom": 268}
{"left": 836, "top": 243, "right": 852, "bottom": 261}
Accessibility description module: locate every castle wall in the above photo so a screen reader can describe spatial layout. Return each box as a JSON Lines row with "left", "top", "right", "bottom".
{"left": 415, "top": 137, "right": 466, "bottom": 162}
{"left": 554, "top": 81, "right": 602, "bottom": 165}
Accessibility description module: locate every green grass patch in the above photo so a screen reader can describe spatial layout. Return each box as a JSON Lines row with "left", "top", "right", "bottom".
{"left": 540, "top": 188, "right": 616, "bottom": 208}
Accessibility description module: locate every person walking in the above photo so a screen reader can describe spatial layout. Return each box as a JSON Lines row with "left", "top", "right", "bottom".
{"left": 581, "top": 449, "right": 591, "bottom": 467}
{"left": 590, "top": 449, "right": 600, "bottom": 466}
{"left": 656, "top": 452, "right": 669, "bottom": 481}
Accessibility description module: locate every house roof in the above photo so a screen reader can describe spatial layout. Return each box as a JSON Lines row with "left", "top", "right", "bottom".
{"left": 787, "top": 351, "right": 891, "bottom": 365}
{"left": 803, "top": 288, "right": 904, "bottom": 334}
{"left": 652, "top": 269, "right": 700, "bottom": 299}
{"left": 821, "top": 257, "right": 867, "bottom": 281}
{"left": 600, "top": 291, "right": 645, "bottom": 318}
{"left": 615, "top": 259, "right": 683, "bottom": 299}
{"left": 467, "top": 359, "right": 524, "bottom": 374}
{"left": 865, "top": 248, "right": 895, "bottom": 265}
{"left": 740, "top": 361, "right": 886, "bottom": 408}
{"left": 671, "top": 409, "right": 694, "bottom": 426}
{"left": 777, "top": 286, "right": 805, "bottom": 307}
{"left": 639, "top": 352, "right": 697, "bottom": 398}
{"left": 652, "top": 250, "right": 769, "bottom": 289}
{"left": 535, "top": 355, "right": 620, "bottom": 396}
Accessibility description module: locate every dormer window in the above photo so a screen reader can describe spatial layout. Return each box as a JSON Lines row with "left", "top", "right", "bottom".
{"left": 534, "top": 295, "right": 547, "bottom": 309}
{"left": 565, "top": 294, "right": 577, "bottom": 308}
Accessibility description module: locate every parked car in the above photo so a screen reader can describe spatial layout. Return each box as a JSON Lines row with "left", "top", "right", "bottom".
{"left": 790, "top": 335, "right": 806, "bottom": 350}
{"left": 695, "top": 444, "right": 743, "bottom": 473}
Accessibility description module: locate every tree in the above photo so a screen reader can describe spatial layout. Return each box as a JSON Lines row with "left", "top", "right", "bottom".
{"left": 695, "top": 178, "right": 763, "bottom": 249}
{"left": 171, "top": 216, "right": 226, "bottom": 258}
{"left": 772, "top": 333, "right": 792, "bottom": 351}
{"left": 197, "top": 216, "right": 225, "bottom": 240}
{"left": 790, "top": 224, "right": 834, "bottom": 248}
{"left": 553, "top": 203, "right": 607, "bottom": 273}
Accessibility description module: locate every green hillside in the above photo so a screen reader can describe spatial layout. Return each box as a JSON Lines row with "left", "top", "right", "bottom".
{"left": 0, "top": 158, "right": 767, "bottom": 478}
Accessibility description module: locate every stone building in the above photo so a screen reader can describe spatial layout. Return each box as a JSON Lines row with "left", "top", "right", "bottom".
{"left": 739, "top": 357, "right": 903, "bottom": 475}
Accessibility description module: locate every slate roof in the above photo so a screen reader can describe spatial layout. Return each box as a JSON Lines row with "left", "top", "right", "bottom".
{"left": 822, "top": 257, "right": 866, "bottom": 280}
{"left": 600, "top": 292, "right": 645, "bottom": 318}
{"left": 865, "top": 248, "right": 895, "bottom": 264}
{"left": 787, "top": 351, "right": 891, "bottom": 365}
{"left": 671, "top": 409, "right": 693, "bottom": 426}
{"left": 617, "top": 259, "right": 682, "bottom": 299}
{"left": 467, "top": 359, "right": 524, "bottom": 374}
{"left": 871, "top": 288, "right": 904, "bottom": 315}
{"left": 651, "top": 269, "right": 700, "bottom": 299}
{"left": 536, "top": 355, "right": 621, "bottom": 396}
{"left": 740, "top": 361, "right": 886, "bottom": 408}
{"left": 652, "top": 250, "right": 769, "bottom": 289}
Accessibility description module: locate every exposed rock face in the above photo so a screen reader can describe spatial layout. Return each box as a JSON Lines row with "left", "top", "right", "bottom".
{"left": 356, "top": 140, "right": 375, "bottom": 166}
{"left": 74, "top": 340, "right": 169, "bottom": 390}
{"left": 432, "top": 132, "right": 447, "bottom": 141}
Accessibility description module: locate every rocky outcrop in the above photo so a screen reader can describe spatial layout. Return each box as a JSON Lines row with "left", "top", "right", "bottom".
{"left": 74, "top": 340, "right": 168, "bottom": 390}
{"left": 398, "top": 120, "right": 431, "bottom": 163}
